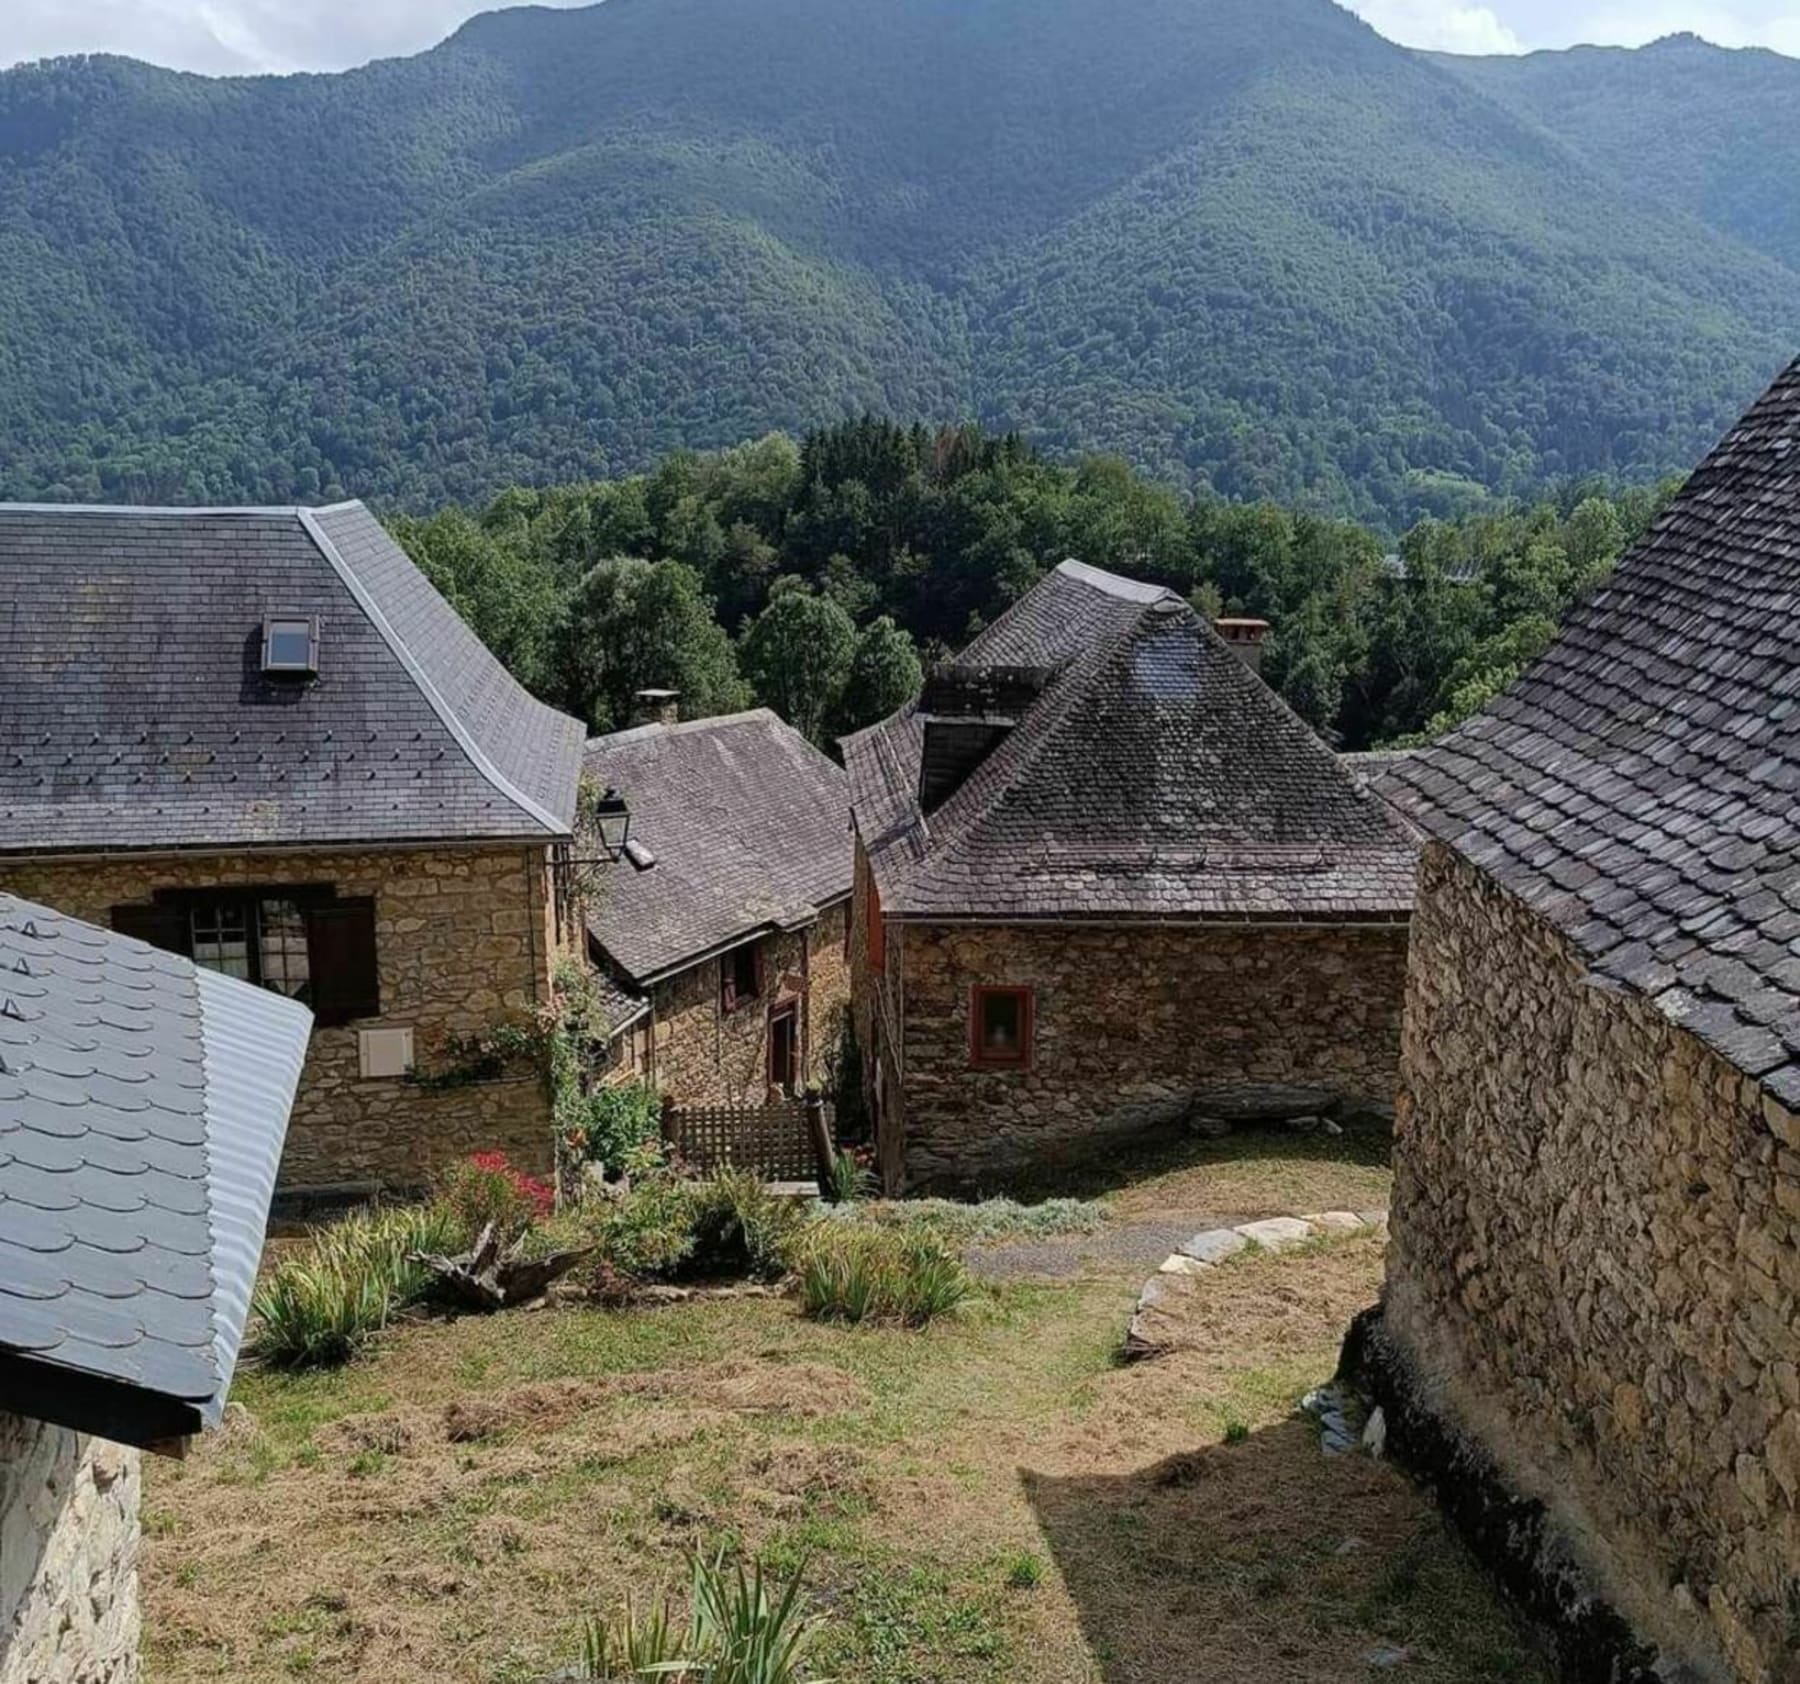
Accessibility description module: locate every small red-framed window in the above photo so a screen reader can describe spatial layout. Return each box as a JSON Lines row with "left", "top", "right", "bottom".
{"left": 867, "top": 880, "right": 886, "bottom": 976}
{"left": 970, "top": 986, "right": 1033, "bottom": 1070}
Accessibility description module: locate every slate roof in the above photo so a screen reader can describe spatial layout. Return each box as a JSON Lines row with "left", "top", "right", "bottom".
{"left": 0, "top": 893, "right": 309, "bottom": 1447}
{"left": 581, "top": 711, "right": 854, "bottom": 985}
{"left": 0, "top": 501, "right": 585, "bottom": 854}
{"left": 843, "top": 560, "right": 1416, "bottom": 922}
{"left": 1382, "top": 357, "right": 1800, "bottom": 1109}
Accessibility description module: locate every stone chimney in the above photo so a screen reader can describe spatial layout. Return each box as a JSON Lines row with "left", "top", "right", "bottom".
{"left": 1214, "top": 619, "right": 1270, "bottom": 678}
{"left": 632, "top": 689, "right": 680, "bottom": 728}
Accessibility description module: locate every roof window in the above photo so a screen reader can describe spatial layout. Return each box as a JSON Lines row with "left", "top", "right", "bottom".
{"left": 262, "top": 615, "right": 319, "bottom": 676}
{"left": 623, "top": 839, "right": 658, "bottom": 872}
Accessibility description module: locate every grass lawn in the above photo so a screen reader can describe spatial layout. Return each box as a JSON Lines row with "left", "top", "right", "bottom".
{"left": 143, "top": 1136, "right": 1546, "bottom": 1684}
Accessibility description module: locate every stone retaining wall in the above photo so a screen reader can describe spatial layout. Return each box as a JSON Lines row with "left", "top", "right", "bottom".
{"left": 0, "top": 1414, "right": 139, "bottom": 1684}
{"left": 1387, "top": 842, "right": 1795, "bottom": 1681}
{"left": 888, "top": 918, "right": 1408, "bottom": 1189}
{"left": 0, "top": 843, "right": 561, "bottom": 1190}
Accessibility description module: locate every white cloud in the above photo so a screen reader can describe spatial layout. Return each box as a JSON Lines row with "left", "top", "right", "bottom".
{"left": 1563, "top": 2, "right": 1800, "bottom": 51}
{"left": 0, "top": 1, "right": 593, "bottom": 76}
{"left": 1344, "top": 0, "right": 1527, "bottom": 53}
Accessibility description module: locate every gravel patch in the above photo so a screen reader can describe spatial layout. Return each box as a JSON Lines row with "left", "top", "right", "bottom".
{"left": 966, "top": 1210, "right": 1254, "bottom": 1280}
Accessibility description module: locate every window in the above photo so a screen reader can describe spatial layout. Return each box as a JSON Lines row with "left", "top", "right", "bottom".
{"left": 768, "top": 1002, "right": 799, "bottom": 1094}
{"left": 722, "top": 941, "right": 761, "bottom": 1013}
{"left": 970, "top": 986, "right": 1033, "bottom": 1070}
{"left": 113, "top": 887, "right": 378, "bottom": 1027}
{"left": 262, "top": 615, "right": 319, "bottom": 675}
{"left": 187, "top": 896, "right": 312, "bottom": 1001}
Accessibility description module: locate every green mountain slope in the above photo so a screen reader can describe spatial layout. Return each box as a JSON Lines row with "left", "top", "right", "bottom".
{"left": 1436, "top": 34, "right": 1800, "bottom": 274}
{"left": 0, "top": 0, "right": 1796, "bottom": 522}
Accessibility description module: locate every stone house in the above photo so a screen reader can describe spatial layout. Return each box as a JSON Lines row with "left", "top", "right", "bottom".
{"left": 0, "top": 502, "right": 586, "bottom": 1195}
{"left": 581, "top": 708, "right": 853, "bottom": 1103}
{"left": 842, "top": 559, "right": 1417, "bottom": 1192}
{"left": 1364, "top": 357, "right": 1800, "bottom": 1682}
{"left": 0, "top": 893, "right": 307, "bottom": 1684}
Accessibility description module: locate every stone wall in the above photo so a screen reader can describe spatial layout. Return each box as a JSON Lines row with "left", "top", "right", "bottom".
{"left": 0, "top": 844, "right": 560, "bottom": 1189}
{"left": 648, "top": 904, "right": 851, "bottom": 1105}
{"left": 887, "top": 917, "right": 1408, "bottom": 1189}
{"left": 0, "top": 1414, "right": 139, "bottom": 1684}
{"left": 1386, "top": 842, "right": 1797, "bottom": 1682}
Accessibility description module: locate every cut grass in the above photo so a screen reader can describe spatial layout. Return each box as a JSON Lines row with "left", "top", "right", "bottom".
{"left": 145, "top": 1222, "right": 1542, "bottom": 1684}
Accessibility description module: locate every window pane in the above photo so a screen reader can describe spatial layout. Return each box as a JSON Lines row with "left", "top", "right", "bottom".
{"left": 266, "top": 621, "right": 314, "bottom": 668}
{"left": 191, "top": 903, "right": 251, "bottom": 980}
{"left": 732, "top": 944, "right": 759, "bottom": 999}
{"left": 258, "top": 898, "right": 312, "bottom": 1001}
{"left": 980, "top": 992, "right": 1025, "bottom": 1057}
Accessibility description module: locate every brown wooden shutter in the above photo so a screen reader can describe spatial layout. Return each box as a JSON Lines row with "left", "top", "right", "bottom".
{"left": 111, "top": 902, "right": 192, "bottom": 956}
{"left": 304, "top": 898, "right": 380, "bottom": 1026}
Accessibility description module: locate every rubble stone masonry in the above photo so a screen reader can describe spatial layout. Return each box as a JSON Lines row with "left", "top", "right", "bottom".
{"left": 0, "top": 844, "right": 561, "bottom": 1189}
{"left": 888, "top": 917, "right": 1408, "bottom": 1189}
{"left": 1387, "top": 842, "right": 1797, "bottom": 1681}
{"left": 0, "top": 1414, "right": 139, "bottom": 1684}
{"left": 649, "top": 902, "right": 850, "bottom": 1105}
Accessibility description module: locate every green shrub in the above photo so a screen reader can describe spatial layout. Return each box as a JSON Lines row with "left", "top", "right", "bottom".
{"left": 574, "top": 1081, "right": 663, "bottom": 1172}
{"left": 578, "top": 1551, "right": 825, "bottom": 1683}
{"left": 249, "top": 1203, "right": 462, "bottom": 1369}
{"left": 686, "top": 1170, "right": 803, "bottom": 1281}
{"left": 824, "top": 1150, "right": 877, "bottom": 1207}
{"left": 586, "top": 1171, "right": 702, "bottom": 1281}
{"left": 795, "top": 1224, "right": 973, "bottom": 1327}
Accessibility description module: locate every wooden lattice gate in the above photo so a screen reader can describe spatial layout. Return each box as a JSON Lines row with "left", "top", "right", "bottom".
{"left": 660, "top": 1094, "right": 833, "bottom": 1182}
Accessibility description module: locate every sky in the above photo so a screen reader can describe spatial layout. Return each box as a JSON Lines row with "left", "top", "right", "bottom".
{"left": 0, "top": 0, "right": 1798, "bottom": 76}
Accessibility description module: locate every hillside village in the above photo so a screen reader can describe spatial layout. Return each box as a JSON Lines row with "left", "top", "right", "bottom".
{"left": 7, "top": 0, "right": 1800, "bottom": 1671}
{"left": 2, "top": 354, "right": 1799, "bottom": 1684}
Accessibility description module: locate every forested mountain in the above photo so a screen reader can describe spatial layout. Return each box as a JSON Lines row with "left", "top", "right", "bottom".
{"left": 1, "top": 0, "right": 1797, "bottom": 524}
{"left": 1437, "top": 35, "right": 1800, "bottom": 274}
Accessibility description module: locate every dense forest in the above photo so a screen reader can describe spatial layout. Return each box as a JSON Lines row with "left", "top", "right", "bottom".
{"left": 392, "top": 419, "right": 1680, "bottom": 752}
{"left": 0, "top": 1, "right": 1796, "bottom": 526}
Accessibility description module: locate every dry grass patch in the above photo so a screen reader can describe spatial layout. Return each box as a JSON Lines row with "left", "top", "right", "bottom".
{"left": 145, "top": 1215, "right": 1540, "bottom": 1684}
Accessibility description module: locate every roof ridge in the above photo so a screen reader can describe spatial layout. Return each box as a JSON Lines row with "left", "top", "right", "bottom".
{"left": 587, "top": 708, "right": 780, "bottom": 751}
{"left": 297, "top": 509, "right": 568, "bottom": 838}
{"left": 0, "top": 501, "right": 326, "bottom": 518}
{"left": 1053, "top": 557, "right": 1179, "bottom": 604}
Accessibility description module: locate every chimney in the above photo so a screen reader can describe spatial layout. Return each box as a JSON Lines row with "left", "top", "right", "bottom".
{"left": 632, "top": 688, "right": 680, "bottom": 728}
{"left": 1214, "top": 619, "right": 1270, "bottom": 678}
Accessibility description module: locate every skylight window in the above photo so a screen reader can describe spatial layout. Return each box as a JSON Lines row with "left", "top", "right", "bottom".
{"left": 624, "top": 839, "right": 658, "bottom": 872}
{"left": 262, "top": 615, "right": 319, "bottom": 675}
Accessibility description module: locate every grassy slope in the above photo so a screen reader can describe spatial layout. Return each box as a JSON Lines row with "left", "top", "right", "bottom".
{"left": 143, "top": 1140, "right": 1544, "bottom": 1684}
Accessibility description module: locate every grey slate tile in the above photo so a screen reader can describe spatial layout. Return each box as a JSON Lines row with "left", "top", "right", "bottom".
{"left": 0, "top": 893, "right": 309, "bottom": 1437}
{"left": 844, "top": 561, "right": 1416, "bottom": 922}
{"left": 0, "top": 503, "right": 583, "bottom": 854}
{"left": 1376, "top": 355, "right": 1800, "bottom": 1109}
{"left": 582, "top": 711, "right": 853, "bottom": 984}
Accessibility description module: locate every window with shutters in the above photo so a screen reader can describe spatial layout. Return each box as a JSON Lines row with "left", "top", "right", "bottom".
{"left": 113, "top": 886, "right": 378, "bottom": 1027}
